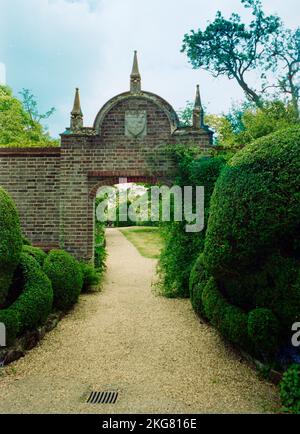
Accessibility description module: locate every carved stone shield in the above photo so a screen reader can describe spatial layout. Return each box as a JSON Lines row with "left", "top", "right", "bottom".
{"left": 125, "top": 110, "right": 147, "bottom": 138}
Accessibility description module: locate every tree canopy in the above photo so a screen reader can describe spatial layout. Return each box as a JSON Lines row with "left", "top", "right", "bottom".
{"left": 0, "top": 85, "right": 59, "bottom": 147}
{"left": 182, "top": 0, "right": 299, "bottom": 115}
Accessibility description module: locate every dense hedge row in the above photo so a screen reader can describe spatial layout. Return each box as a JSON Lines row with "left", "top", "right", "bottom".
{"left": 158, "top": 127, "right": 300, "bottom": 409}
{"left": 43, "top": 250, "right": 83, "bottom": 311}
{"left": 199, "top": 126, "right": 300, "bottom": 356}
{"left": 158, "top": 153, "right": 226, "bottom": 297}
{"left": 0, "top": 187, "right": 106, "bottom": 348}
{"left": 280, "top": 364, "right": 300, "bottom": 413}
{"left": 0, "top": 252, "right": 53, "bottom": 343}
{"left": 0, "top": 187, "right": 22, "bottom": 305}
{"left": 22, "top": 245, "right": 47, "bottom": 266}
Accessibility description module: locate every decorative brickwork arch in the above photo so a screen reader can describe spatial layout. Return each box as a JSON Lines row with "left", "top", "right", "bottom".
{"left": 0, "top": 52, "right": 213, "bottom": 260}
{"left": 93, "top": 91, "right": 180, "bottom": 135}
{"left": 87, "top": 172, "right": 169, "bottom": 260}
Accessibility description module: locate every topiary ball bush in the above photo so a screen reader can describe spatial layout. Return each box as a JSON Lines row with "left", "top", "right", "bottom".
{"left": 0, "top": 187, "right": 23, "bottom": 305}
{"left": 204, "top": 126, "right": 300, "bottom": 278}
{"left": 201, "top": 277, "right": 249, "bottom": 349}
{"left": 43, "top": 249, "right": 83, "bottom": 311}
{"left": 203, "top": 126, "right": 300, "bottom": 328}
{"left": 248, "top": 308, "right": 280, "bottom": 359}
{"left": 189, "top": 254, "right": 210, "bottom": 316}
{"left": 0, "top": 252, "right": 53, "bottom": 342}
{"left": 22, "top": 245, "right": 47, "bottom": 267}
{"left": 280, "top": 364, "right": 300, "bottom": 414}
{"left": 220, "top": 253, "right": 300, "bottom": 331}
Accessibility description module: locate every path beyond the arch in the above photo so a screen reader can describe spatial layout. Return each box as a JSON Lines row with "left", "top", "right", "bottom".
{"left": 0, "top": 229, "right": 279, "bottom": 414}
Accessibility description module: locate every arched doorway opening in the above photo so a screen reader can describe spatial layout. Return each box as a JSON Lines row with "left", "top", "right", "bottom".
{"left": 88, "top": 173, "right": 168, "bottom": 262}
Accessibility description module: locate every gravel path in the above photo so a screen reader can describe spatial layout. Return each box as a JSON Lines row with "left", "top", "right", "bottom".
{"left": 0, "top": 228, "right": 279, "bottom": 413}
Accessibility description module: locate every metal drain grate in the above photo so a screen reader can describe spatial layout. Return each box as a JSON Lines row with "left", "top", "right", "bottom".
{"left": 87, "top": 391, "right": 119, "bottom": 404}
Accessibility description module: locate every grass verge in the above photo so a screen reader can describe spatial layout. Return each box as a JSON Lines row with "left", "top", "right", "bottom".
{"left": 118, "top": 227, "right": 163, "bottom": 259}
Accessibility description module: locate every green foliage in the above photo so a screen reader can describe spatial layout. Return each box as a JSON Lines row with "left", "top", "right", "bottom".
{"left": 0, "top": 187, "right": 23, "bottom": 305}
{"left": 214, "top": 253, "right": 300, "bottom": 330}
{"left": 178, "top": 99, "right": 298, "bottom": 151}
{"left": 0, "top": 253, "right": 53, "bottom": 342}
{"left": 182, "top": 0, "right": 299, "bottom": 112}
{"left": 19, "top": 88, "right": 55, "bottom": 123}
{"left": 114, "top": 198, "right": 137, "bottom": 227}
{"left": 189, "top": 254, "right": 210, "bottom": 316}
{"left": 0, "top": 309, "right": 19, "bottom": 345}
{"left": 222, "top": 101, "right": 299, "bottom": 148}
{"left": 0, "top": 85, "right": 59, "bottom": 147}
{"left": 248, "top": 308, "right": 279, "bottom": 358}
{"left": 280, "top": 364, "right": 300, "bottom": 414}
{"left": 22, "top": 235, "right": 31, "bottom": 246}
{"left": 43, "top": 249, "right": 83, "bottom": 311}
{"left": 158, "top": 152, "right": 226, "bottom": 298}
{"left": 22, "top": 245, "right": 47, "bottom": 266}
{"left": 201, "top": 278, "right": 249, "bottom": 349}
{"left": 80, "top": 262, "right": 101, "bottom": 292}
{"left": 94, "top": 220, "right": 107, "bottom": 274}
{"left": 201, "top": 126, "right": 300, "bottom": 356}
{"left": 11, "top": 253, "right": 53, "bottom": 333}
{"left": 159, "top": 221, "right": 201, "bottom": 298}
{"left": 263, "top": 27, "right": 300, "bottom": 115}
{"left": 204, "top": 126, "right": 300, "bottom": 277}
{"left": 177, "top": 101, "right": 194, "bottom": 127}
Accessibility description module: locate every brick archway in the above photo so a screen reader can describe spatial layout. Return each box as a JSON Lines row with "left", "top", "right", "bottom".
{"left": 86, "top": 171, "right": 171, "bottom": 261}
{"left": 0, "top": 55, "right": 213, "bottom": 260}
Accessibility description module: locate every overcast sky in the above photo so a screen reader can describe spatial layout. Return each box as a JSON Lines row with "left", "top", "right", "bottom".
{"left": 0, "top": 0, "right": 299, "bottom": 137}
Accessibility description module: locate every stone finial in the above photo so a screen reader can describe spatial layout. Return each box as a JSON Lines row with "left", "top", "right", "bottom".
{"left": 130, "top": 50, "right": 141, "bottom": 93}
{"left": 70, "top": 88, "right": 83, "bottom": 131}
{"left": 193, "top": 84, "right": 204, "bottom": 129}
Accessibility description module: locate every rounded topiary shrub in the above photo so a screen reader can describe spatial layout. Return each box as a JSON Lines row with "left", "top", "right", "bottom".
{"left": 0, "top": 252, "right": 53, "bottom": 341}
{"left": 189, "top": 254, "right": 210, "bottom": 316}
{"left": 201, "top": 277, "right": 249, "bottom": 349}
{"left": 248, "top": 308, "right": 279, "bottom": 359}
{"left": 11, "top": 253, "right": 53, "bottom": 333}
{"left": 43, "top": 249, "right": 83, "bottom": 311}
{"left": 201, "top": 277, "right": 225, "bottom": 324}
{"left": 220, "top": 305, "right": 249, "bottom": 349}
{"left": 0, "top": 187, "right": 23, "bottom": 305}
{"left": 203, "top": 126, "right": 300, "bottom": 342}
{"left": 280, "top": 364, "right": 300, "bottom": 414}
{"left": 204, "top": 126, "right": 300, "bottom": 278}
{"left": 22, "top": 245, "right": 47, "bottom": 267}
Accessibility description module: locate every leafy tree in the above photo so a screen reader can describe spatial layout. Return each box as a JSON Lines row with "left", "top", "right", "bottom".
{"left": 177, "top": 101, "right": 194, "bottom": 127}
{"left": 263, "top": 28, "right": 300, "bottom": 116}
{"left": 19, "top": 88, "right": 55, "bottom": 123}
{"left": 177, "top": 101, "right": 233, "bottom": 146}
{"left": 178, "top": 98, "right": 298, "bottom": 149}
{"left": 182, "top": 0, "right": 299, "bottom": 114}
{"left": 0, "top": 85, "right": 58, "bottom": 147}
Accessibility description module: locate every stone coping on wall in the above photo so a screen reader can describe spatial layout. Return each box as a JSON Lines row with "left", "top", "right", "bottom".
{"left": 0, "top": 147, "right": 61, "bottom": 157}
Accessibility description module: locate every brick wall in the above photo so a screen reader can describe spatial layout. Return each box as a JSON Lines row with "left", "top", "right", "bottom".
{"left": 0, "top": 148, "right": 60, "bottom": 248}
{"left": 0, "top": 91, "right": 213, "bottom": 260}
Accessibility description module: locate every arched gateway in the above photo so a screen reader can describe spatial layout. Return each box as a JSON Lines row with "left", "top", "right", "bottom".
{"left": 0, "top": 52, "right": 213, "bottom": 260}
